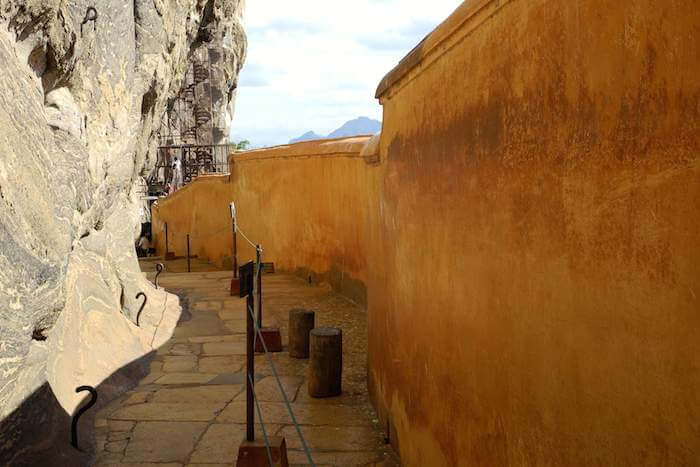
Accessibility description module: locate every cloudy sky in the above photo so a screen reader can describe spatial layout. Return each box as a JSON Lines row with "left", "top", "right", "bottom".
{"left": 229, "top": 0, "right": 464, "bottom": 148}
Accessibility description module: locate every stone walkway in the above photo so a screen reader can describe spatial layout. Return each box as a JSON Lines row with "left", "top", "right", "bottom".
{"left": 92, "top": 259, "right": 398, "bottom": 466}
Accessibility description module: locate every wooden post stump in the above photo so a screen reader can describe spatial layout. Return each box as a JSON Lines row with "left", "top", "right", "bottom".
{"left": 308, "top": 327, "right": 342, "bottom": 397}
{"left": 288, "top": 309, "right": 315, "bottom": 358}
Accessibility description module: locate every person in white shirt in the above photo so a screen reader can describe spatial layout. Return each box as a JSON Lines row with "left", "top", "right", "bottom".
{"left": 137, "top": 235, "right": 152, "bottom": 257}
{"left": 171, "top": 157, "right": 183, "bottom": 191}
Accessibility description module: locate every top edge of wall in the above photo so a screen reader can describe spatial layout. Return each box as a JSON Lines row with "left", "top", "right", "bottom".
{"left": 375, "top": 0, "right": 506, "bottom": 100}
{"left": 154, "top": 173, "right": 230, "bottom": 206}
{"left": 230, "top": 135, "right": 375, "bottom": 162}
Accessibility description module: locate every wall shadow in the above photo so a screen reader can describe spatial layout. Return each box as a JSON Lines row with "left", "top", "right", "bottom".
{"left": 0, "top": 349, "right": 156, "bottom": 466}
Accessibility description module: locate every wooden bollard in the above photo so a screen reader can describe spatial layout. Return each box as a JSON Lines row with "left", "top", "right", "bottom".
{"left": 308, "top": 327, "right": 342, "bottom": 398}
{"left": 288, "top": 309, "right": 315, "bottom": 359}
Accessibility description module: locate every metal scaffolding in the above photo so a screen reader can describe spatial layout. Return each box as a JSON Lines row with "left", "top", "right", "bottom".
{"left": 159, "top": 47, "right": 226, "bottom": 146}
{"left": 149, "top": 47, "right": 232, "bottom": 196}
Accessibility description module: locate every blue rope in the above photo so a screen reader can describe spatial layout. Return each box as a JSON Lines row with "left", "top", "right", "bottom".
{"left": 247, "top": 289, "right": 315, "bottom": 466}
{"left": 248, "top": 372, "right": 274, "bottom": 466}
{"left": 241, "top": 240, "right": 315, "bottom": 465}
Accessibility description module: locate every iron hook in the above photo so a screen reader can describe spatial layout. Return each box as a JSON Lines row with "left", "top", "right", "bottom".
{"left": 71, "top": 385, "right": 98, "bottom": 450}
{"left": 155, "top": 263, "right": 164, "bottom": 289}
{"left": 80, "top": 7, "right": 97, "bottom": 36}
{"left": 136, "top": 292, "right": 147, "bottom": 326}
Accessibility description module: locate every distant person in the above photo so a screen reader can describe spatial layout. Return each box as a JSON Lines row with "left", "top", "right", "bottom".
{"left": 137, "top": 234, "right": 152, "bottom": 257}
{"left": 171, "top": 157, "right": 183, "bottom": 192}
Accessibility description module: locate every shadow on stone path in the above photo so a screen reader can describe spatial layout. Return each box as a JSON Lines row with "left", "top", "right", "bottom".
{"left": 92, "top": 259, "right": 399, "bottom": 466}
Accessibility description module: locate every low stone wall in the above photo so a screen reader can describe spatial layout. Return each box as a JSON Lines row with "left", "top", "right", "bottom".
{"left": 152, "top": 136, "right": 377, "bottom": 305}
{"left": 152, "top": 174, "right": 233, "bottom": 268}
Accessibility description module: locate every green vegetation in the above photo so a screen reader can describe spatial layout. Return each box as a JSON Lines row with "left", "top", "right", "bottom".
{"left": 231, "top": 139, "right": 251, "bottom": 151}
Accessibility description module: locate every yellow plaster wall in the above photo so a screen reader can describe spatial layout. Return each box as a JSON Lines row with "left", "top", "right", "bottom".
{"left": 152, "top": 137, "right": 374, "bottom": 304}
{"left": 152, "top": 174, "right": 233, "bottom": 266}
{"left": 367, "top": 0, "right": 700, "bottom": 465}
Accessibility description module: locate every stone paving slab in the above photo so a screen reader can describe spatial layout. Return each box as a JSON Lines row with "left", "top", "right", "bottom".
{"left": 123, "top": 421, "right": 208, "bottom": 463}
{"left": 93, "top": 261, "right": 398, "bottom": 466}
{"left": 162, "top": 356, "right": 198, "bottom": 372}
{"left": 255, "top": 352, "right": 309, "bottom": 377}
{"left": 281, "top": 426, "right": 384, "bottom": 452}
{"left": 241, "top": 375, "right": 305, "bottom": 402}
{"left": 217, "top": 401, "right": 294, "bottom": 424}
{"left": 108, "top": 420, "right": 136, "bottom": 432}
{"left": 154, "top": 372, "right": 217, "bottom": 385}
{"left": 189, "top": 423, "right": 245, "bottom": 464}
{"left": 202, "top": 341, "right": 247, "bottom": 356}
{"left": 189, "top": 334, "right": 241, "bottom": 343}
{"left": 199, "top": 355, "right": 247, "bottom": 373}
{"left": 151, "top": 385, "right": 243, "bottom": 403}
{"left": 111, "top": 402, "right": 225, "bottom": 421}
{"left": 217, "top": 401, "right": 375, "bottom": 427}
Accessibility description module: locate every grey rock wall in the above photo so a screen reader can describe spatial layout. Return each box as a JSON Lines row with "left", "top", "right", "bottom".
{"left": 0, "top": 0, "right": 245, "bottom": 462}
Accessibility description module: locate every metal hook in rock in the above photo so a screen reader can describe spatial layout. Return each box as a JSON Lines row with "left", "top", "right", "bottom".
{"left": 136, "top": 292, "right": 147, "bottom": 326}
{"left": 155, "top": 263, "right": 164, "bottom": 289}
{"left": 71, "top": 385, "right": 98, "bottom": 450}
{"left": 82, "top": 7, "right": 97, "bottom": 25}
{"left": 80, "top": 7, "right": 98, "bottom": 35}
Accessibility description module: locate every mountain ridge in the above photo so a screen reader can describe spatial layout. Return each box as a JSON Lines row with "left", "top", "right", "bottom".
{"left": 289, "top": 116, "right": 381, "bottom": 144}
{"left": 289, "top": 131, "right": 323, "bottom": 144}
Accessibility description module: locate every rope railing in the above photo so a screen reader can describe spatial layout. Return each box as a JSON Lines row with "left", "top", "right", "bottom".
{"left": 156, "top": 222, "right": 257, "bottom": 270}
{"left": 239, "top": 228, "right": 315, "bottom": 466}
{"left": 156, "top": 222, "right": 257, "bottom": 273}
{"left": 155, "top": 204, "right": 316, "bottom": 463}
{"left": 248, "top": 371, "right": 274, "bottom": 465}
{"left": 236, "top": 226, "right": 257, "bottom": 250}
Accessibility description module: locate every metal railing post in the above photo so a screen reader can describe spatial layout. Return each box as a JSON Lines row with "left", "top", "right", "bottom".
{"left": 246, "top": 291, "right": 255, "bottom": 442}
{"left": 232, "top": 222, "right": 238, "bottom": 278}
{"left": 187, "top": 234, "right": 191, "bottom": 272}
{"left": 181, "top": 146, "right": 186, "bottom": 181}
{"left": 256, "top": 245, "right": 262, "bottom": 330}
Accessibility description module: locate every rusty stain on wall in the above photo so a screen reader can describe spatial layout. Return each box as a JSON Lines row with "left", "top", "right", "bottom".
{"left": 369, "top": 0, "right": 699, "bottom": 465}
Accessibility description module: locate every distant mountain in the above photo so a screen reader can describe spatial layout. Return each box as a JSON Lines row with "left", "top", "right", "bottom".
{"left": 327, "top": 117, "right": 381, "bottom": 138}
{"left": 289, "top": 131, "right": 323, "bottom": 144}
{"left": 288, "top": 117, "right": 381, "bottom": 144}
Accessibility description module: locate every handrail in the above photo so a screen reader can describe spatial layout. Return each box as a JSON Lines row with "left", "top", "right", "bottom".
{"left": 239, "top": 229, "right": 315, "bottom": 466}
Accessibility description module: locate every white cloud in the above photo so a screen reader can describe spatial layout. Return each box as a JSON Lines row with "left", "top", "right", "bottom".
{"left": 230, "top": 0, "right": 463, "bottom": 147}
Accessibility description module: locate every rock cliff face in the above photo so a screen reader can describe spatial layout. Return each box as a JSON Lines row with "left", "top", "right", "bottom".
{"left": 0, "top": 0, "right": 245, "bottom": 462}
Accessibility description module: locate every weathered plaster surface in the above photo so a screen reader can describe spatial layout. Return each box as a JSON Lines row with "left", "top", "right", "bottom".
{"left": 369, "top": 0, "right": 700, "bottom": 465}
